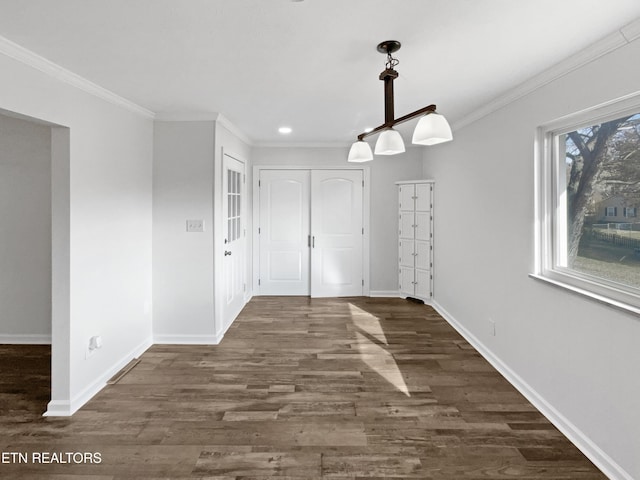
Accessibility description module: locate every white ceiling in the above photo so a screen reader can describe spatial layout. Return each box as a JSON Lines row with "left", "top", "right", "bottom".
{"left": 0, "top": 0, "right": 639, "bottom": 145}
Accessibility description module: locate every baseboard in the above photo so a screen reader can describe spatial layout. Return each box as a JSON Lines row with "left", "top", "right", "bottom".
{"left": 369, "top": 290, "right": 401, "bottom": 297}
{"left": 44, "top": 336, "right": 152, "bottom": 417}
{"left": 153, "top": 334, "right": 222, "bottom": 345}
{"left": 43, "top": 400, "right": 72, "bottom": 416}
{"left": 431, "top": 300, "right": 633, "bottom": 480}
{"left": 0, "top": 334, "right": 52, "bottom": 344}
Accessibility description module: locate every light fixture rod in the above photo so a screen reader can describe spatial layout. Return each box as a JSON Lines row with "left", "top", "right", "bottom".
{"left": 381, "top": 68, "right": 398, "bottom": 125}
{"left": 357, "top": 104, "right": 437, "bottom": 141}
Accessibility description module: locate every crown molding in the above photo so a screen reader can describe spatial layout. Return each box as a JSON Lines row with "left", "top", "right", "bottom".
{"left": 0, "top": 35, "right": 155, "bottom": 119}
{"left": 621, "top": 16, "right": 640, "bottom": 42}
{"left": 254, "top": 142, "right": 350, "bottom": 148}
{"left": 154, "top": 112, "right": 220, "bottom": 121}
{"left": 155, "top": 112, "right": 254, "bottom": 146}
{"left": 215, "top": 113, "right": 253, "bottom": 146}
{"left": 453, "top": 17, "right": 640, "bottom": 131}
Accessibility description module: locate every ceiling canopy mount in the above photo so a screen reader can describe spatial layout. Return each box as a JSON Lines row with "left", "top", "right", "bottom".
{"left": 376, "top": 40, "right": 402, "bottom": 55}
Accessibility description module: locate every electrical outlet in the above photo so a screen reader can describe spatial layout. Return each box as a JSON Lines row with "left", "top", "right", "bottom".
{"left": 489, "top": 319, "right": 496, "bottom": 337}
{"left": 85, "top": 335, "right": 103, "bottom": 359}
{"left": 186, "top": 219, "right": 205, "bottom": 232}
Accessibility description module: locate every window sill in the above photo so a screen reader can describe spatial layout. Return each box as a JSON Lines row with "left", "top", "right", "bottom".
{"left": 529, "top": 273, "right": 640, "bottom": 317}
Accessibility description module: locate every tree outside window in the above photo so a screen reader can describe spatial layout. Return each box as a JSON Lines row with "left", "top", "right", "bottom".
{"left": 562, "top": 113, "right": 640, "bottom": 289}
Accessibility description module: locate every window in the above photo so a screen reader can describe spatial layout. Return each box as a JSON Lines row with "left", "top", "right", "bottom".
{"left": 535, "top": 95, "right": 640, "bottom": 312}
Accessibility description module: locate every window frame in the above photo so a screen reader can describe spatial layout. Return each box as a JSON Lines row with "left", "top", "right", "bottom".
{"left": 533, "top": 93, "right": 640, "bottom": 315}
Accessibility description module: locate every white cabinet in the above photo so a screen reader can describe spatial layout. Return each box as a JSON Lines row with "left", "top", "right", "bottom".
{"left": 397, "top": 180, "right": 433, "bottom": 302}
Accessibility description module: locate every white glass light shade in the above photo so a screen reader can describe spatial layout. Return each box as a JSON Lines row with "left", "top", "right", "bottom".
{"left": 347, "top": 140, "right": 373, "bottom": 162}
{"left": 374, "top": 128, "right": 405, "bottom": 155}
{"left": 412, "top": 113, "right": 453, "bottom": 145}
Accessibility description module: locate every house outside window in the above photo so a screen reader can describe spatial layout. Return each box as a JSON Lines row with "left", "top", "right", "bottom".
{"left": 535, "top": 95, "right": 640, "bottom": 312}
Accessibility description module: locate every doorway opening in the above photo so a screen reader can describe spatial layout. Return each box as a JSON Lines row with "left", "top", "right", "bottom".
{"left": 0, "top": 108, "right": 70, "bottom": 416}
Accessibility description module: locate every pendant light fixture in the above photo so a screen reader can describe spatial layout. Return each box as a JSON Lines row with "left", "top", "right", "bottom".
{"left": 348, "top": 40, "right": 452, "bottom": 162}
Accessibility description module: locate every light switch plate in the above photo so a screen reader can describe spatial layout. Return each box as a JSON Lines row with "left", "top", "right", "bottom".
{"left": 186, "top": 219, "right": 205, "bottom": 232}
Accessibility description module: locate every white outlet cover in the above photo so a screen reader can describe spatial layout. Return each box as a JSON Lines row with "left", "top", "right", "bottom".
{"left": 186, "top": 219, "right": 205, "bottom": 232}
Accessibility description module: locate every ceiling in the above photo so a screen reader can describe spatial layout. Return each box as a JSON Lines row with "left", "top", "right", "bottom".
{"left": 0, "top": 0, "right": 639, "bottom": 145}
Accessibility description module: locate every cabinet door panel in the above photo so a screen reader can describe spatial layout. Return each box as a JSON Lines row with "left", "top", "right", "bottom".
{"left": 415, "top": 240, "right": 430, "bottom": 271}
{"left": 415, "top": 212, "right": 431, "bottom": 241}
{"left": 415, "top": 183, "right": 431, "bottom": 212}
{"left": 399, "top": 266, "right": 415, "bottom": 297}
{"left": 399, "top": 212, "right": 415, "bottom": 240}
{"left": 399, "top": 239, "right": 415, "bottom": 268}
{"left": 415, "top": 269, "right": 431, "bottom": 299}
{"left": 399, "top": 184, "right": 415, "bottom": 211}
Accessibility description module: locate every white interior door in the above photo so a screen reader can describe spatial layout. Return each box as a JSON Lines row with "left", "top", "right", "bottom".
{"left": 258, "top": 170, "right": 310, "bottom": 295}
{"left": 310, "top": 170, "right": 363, "bottom": 297}
{"left": 222, "top": 155, "right": 246, "bottom": 326}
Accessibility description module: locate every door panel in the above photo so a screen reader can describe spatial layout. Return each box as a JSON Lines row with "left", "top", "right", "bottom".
{"left": 399, "top": 184, "right": 415, "bottom": 211}
{"left": 259, "top": 170, "right": 310, "bottom": 295}
{"left": 415, "top": 183, "right": 431, "bottom": 212}
{"left": 415, "top": 212, "right": 431, "bottom": 241}
{"left": 415, "top": 240, "right": 430, "bottom": 270}
{"left": 399, "top": 212, "right": 414, "bottom": 239}
{"left": 399, "top": 239, "right": 414, "bottom": 268}
{"left": 399, "top": 266, "right": 415, "bottom": 297}
{"left": 222, "top": 155, "right": 246, "bottom": 328}
{"left": 415, "top": 269, "right": 431, "bottom": 299}
{"left": 311, "top": 170, "right": 363, "bottom": 297}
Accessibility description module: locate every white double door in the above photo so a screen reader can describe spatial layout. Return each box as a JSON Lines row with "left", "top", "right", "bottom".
{"left": 258, "top": 169, "right": 363, "bottom": 297}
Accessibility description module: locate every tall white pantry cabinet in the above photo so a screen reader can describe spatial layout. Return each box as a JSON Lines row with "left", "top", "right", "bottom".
{"left": 396, "top": 180, "right": 434, "bottom": 302}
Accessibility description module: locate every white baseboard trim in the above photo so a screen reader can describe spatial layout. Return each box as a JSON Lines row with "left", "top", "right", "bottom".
{"left": 0, "top": 334, "right": 52, "bottom": 344}
{"left": 43, "top": 400, "right": 72, "bottom": 417}
{"left": 153, "top": 334, "right": 221, "bottom": 345}
{"left": 215, "top": 320, "right": 233, "bottom": 344}
{"left": 369, "top": 290, "right": 401, "bottom": 297}
{"left": 431, "top": 300, "right": 633, "bottom": 480}
{"left": 44, "top": 336, "right": 153, "bottom": 417}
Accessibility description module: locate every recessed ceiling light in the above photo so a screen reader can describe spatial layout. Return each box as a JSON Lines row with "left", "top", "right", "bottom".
{"left": 278, "top": 127, "right": 292, "bottom": 134}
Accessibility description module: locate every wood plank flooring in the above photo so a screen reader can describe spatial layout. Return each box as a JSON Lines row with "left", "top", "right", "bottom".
{"left": 0, "top": 297, "right": 606, "bottom": 479}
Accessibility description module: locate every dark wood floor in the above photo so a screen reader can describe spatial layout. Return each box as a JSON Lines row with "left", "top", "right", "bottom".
{"left": 0, "top": 297, "right": 605, "bottom": 479}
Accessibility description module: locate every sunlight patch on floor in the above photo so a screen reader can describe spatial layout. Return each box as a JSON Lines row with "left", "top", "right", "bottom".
{"left": 348, "top": 303, "right": 388, "bottom": 345}
{"left": 349, "top": 303, "right": 410, "bottom": 397}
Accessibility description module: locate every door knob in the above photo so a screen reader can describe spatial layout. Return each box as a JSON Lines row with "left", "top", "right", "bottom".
{"left": 224, "top": 250, "right": 232, "bottom": 256}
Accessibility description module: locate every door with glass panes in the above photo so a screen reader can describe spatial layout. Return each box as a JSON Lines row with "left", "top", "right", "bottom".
{"left": 222, "top": 154, "right": 246, "bottom": 327}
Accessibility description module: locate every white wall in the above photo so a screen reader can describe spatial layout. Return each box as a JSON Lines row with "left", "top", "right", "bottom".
{"left": 153, "top": 121, "right": 216, "bottom": 342}
{"left": 0, "top": 113, "right": 51, "bottom": 343}
{"left": 0, "top": 50, "right": 153, "bottom": 415}
{"left": 153, "top": 119, "right": 252, "bottom": 342}
{"left": 423, "top": 34, "right": 640, "bottom": 480}
{"left": 251, "top": 146, "right": 424, "bottom": 293}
